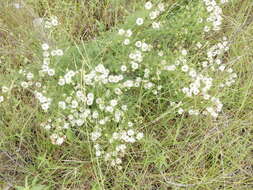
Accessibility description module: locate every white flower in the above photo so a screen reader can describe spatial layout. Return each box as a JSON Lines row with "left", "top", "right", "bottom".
{"left": 105, "top": 106, "right": 114, "bottom": 113}
{"left": 51, "top": 18, "right": 58, "bottom": 26}
{"left": 91, "top": 131, "right": 101, "bottom": 141}
{"left": 231, "top": 73, "right": 237, "bottom": 78}
{"left": 95, "top": 98, "right": 102, "bottom": 105}
{"left": 28, "top": 81, "right": 33, "bottom": 86}
{"left": 115, "top": 158, "right": 122, "bottom": 164}
{"left": 120, "top": 65, "right": 127, "bottom": 72}
{"left": 126, "top": 29, "right": 132, "bottom": 37}
{"left": 181, "top": 49, "right": 188, "bottom": 56}
{"left": 87, "top": 93, "right": 94, "bottom": 100}
{"left": 110, "top": 99, "right": 118, "bottom": 107}
{"left": 58, "top": 78, "right": 65, "bottom": 86}
{"left": 215, "top": 59, "right": 222, "bottom": 65}
{"left": 158, "top": 51, "right": 164, "bottom": 57}
{"left": 141, "top": 43, "right": 149, "bottom": 51}
{"left": 56, "top": 137, "right": 64, "bottom": 145}
{"left": 56, "top": 49, "right": 63, "bottom": 56}
{"left": 21, "top": 81, "right": 28, "bottom": 88}
{"left": 58, "top": 101, "right": 66, "bottom": 109}
{"left": 123, "top": 39, "right": 130, "bottom": 45}
{"left": 188, "top": 109, "right": 196, "bottom": 115}
{"left": 41, "top": 103, "right": 49, "bottom": 111}
{"left": 136, "top": 132, "right": 144, "bottom": 140}
{"left": 158, "top": 3, "right": 165, "bottom": 12}
{"left": 50, "top": 134, "right": 58, "bottom": 142}
{"left": 207, "top": 6, "right": 213, "bottom": 12}
{"left": 123, "top": 80, "right": 134, "bottom": 88}
{"left": 42, "top": 43, "right": 49, "bottom": 51}
{"left": 128, "top": 122, "right": 133, "bottom": 127}
{"left": 196, "top": 42, "right": 202, "bottom": 48}
{"left": 99, "top": 119, "right": 106, "bottom": 125}
{"left": 96, "top": 151, "right": 101, "bottom": 157}
{"left": 76, "top": 119, "right": 85, "bottom": 126}
{"left": 44, "top": 21, "right": 52, "bottom": 29}
{"left": 33, "top": 17, "right": 43, "bottom": 27}
{"left": 92, "top": 111, "right": 99, "bottom": 119}
{"left": 219, "top": 65, "right": 226, "bottom": 71}
{"left": 13, "top": 3, "right": 21, "bottom": 9}
{"left": 145, "top": 2, "right": 152, "bottom": 10}
{"left": 131, "top": 62, "right": 139, "bottom": 70}
{"left": 165, "top": 65, "right": 176, "bottom": 71}
{"left": 192, "top": 88, "right": 199, "bottom": 95}
{"left": 202, "top": 61, "right": 208, "bottom": 67}
{"left": 94, "top": 144, "right": 100, "bottom": 150}
{"left": 87, "top": 99, "right": 94, "bottom": 106}
{"left": 121, "top": 105, "right": 128, "bottom": 111}
{"left": 127, "top": 129, "right": 135, "bottom": 136}
{"left": 2, "top": 86, "right": 8, "bottom": 93}
{"left": 43, "top": 58, "right": 50, "bottom": 65}
{"left": 189, "top": 69, "right": 197, "bottom": 78}
{"left": 221, "top": 0, "right": 229, "bottom": 4}
{"left": 51, "top": 50, "right": 57, "bottom": 56}
{"left": 203, "top": 94, "right": 211, "bottom": 100}
{"left": 204, "top": 26, "right": 210, "bottom": 32}
{"left": 178, "top": 108, "right": 184, "bottom": 114}
{"left": 181, "top": 65, "right": 189, "bottom": 72}
{"left": 48, "top": 69, "right": 55, "bottom": 76}
{"left": 135, "top": 41, "right": 142, "bottom": 48}
{"left": 136, "top": 18, "right": 144, "bottom": 25}
{"left": 149, "top": 11, "right": 158, "bottom": 19}
{"left": 111, "top": 160, "right": 116, "bottom": 167}
{"left": 71, "top": 100, "right": 78, "bottom": 108}
{"left": 43, "top": 51, "right": 50, "bottom": 57}
{"left": 128, "top": 137, "right": 136, "bottom": 143}
{"left": 118, "top": 29, "right": 125, "bottom": 35}
{"left": 76, "top": 91, "right": 84, "bottom": 100}
{"left": 0, "top": 96, "right": 4, "bottom": 103}
{"left": 152, "top": 22, "right": 160, "bottom": 29}
{"left": 44, "top": 124, "right": 51, "bottom": 130}
{"left": 114, "top": 88, "right": 122, "bottom": 95}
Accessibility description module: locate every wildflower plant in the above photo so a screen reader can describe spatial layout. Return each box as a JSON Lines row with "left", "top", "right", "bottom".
{"left": 3, "top": 0, "right": 239, "bottom": 170}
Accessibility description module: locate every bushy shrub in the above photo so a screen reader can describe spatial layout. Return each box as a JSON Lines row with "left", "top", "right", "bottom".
{"left": 1, "top": 0, "right": 236, "bottom": 170}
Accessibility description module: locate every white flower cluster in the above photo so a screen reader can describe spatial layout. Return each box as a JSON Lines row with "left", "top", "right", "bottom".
{"left": 118, "top": 29, "right": 133, "bottom": 45}
{"left": 116, "top": 1, "right": 236, "bottom": 119}
{"left": 50, "top": 133, "right": 66, "bottom": 145}
{"left": 19, "top": 70, "right": 36, "bottom": 89}
{"left": 205, "top": 97, "right": 223, "bottom": 118}
{"left": 40, "top": 43, "right": 63, "bottom": 77}
{"left": 19, "top": 65, "right": 57, "bottom": 113}
{"left": 146, "top": 2, "right": 165, "bottom": 29}
{"left": 104, "top": 130, "right": 144, "bottom": 167}
{"left": 39, "top": 62, "right": 145, "bottom": 168}
{"left": 146, "top": 2, "right": 165, "bottom": 18}
{"left": 179, "top": 36, "right": 237, "bottom": 117}
{"left": 32, "top": 16, "right": 58, "bottom": 30}
{"left": 0, "top": 86, "right": 9, "bottom": 104}
{"left": 83, "top": 64, "right": 124, "bottom": 85}
{"left": 58, "top": 70, "right": 77, "bottom": 86}
{"left": 34, "top": 91, "right": 52, "bottom": 111}
{"left": 16, "top": 1, "right": 237, "bottom": 169}
{"left": 18, "top": 17, "right": 63, "bottom": 112}
{"left": 44, "top": 16, "right": 59, "bottom": 29}
{"left": 203, "top": 0, "right": 228, "bottom": 32}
